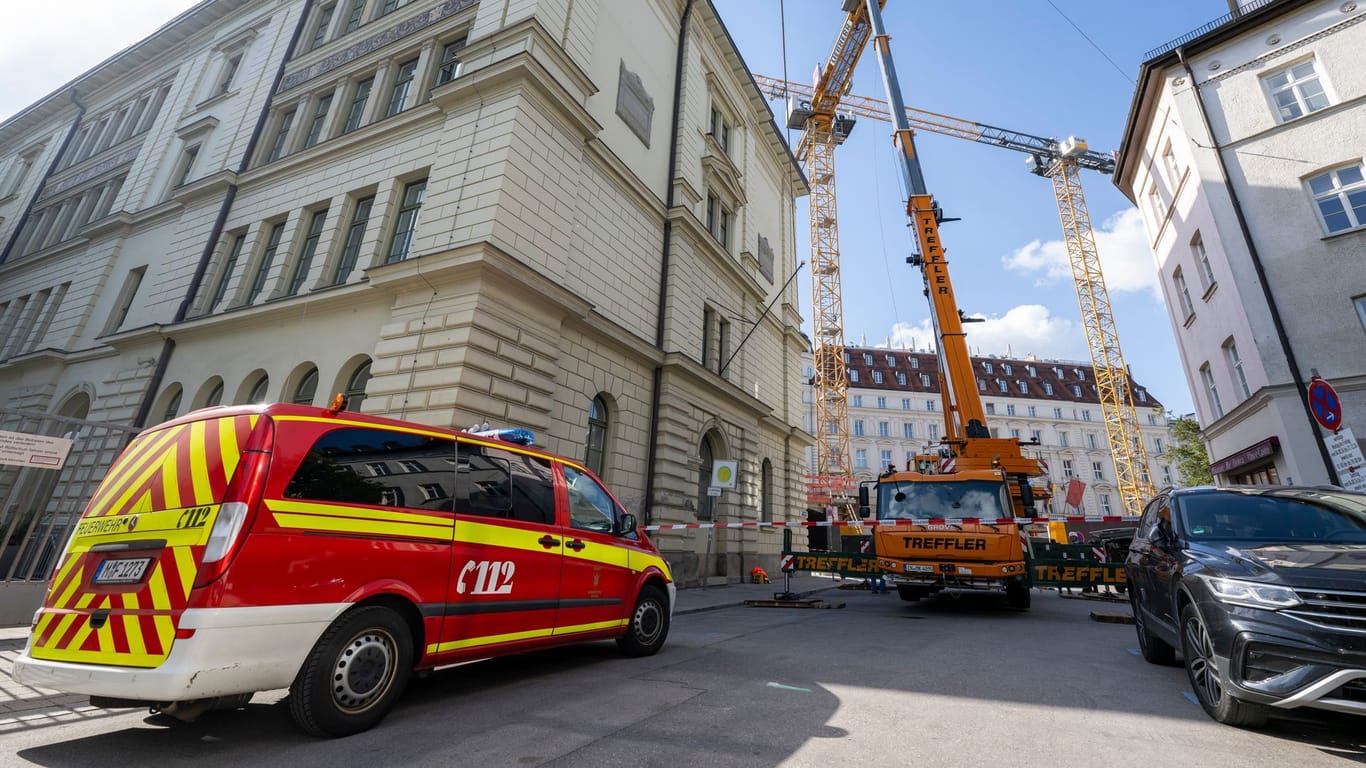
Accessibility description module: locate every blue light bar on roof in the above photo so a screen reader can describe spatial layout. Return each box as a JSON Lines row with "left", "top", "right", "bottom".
{"left": 472, "top": 427, "right": 536, "bottom": 446}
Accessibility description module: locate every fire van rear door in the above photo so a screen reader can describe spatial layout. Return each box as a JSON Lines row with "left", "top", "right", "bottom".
{"left": 28, "top": 414, "right": 259, "bottom": 668}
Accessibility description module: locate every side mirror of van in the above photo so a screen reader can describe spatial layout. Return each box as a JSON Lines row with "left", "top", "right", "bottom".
{"left": 619, "top": 513, "right": 638, "bottom": 536}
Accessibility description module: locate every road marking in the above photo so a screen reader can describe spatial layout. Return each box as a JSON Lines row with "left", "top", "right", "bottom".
{"left": 1127, "top": 648, "right": 1141, "bottom": 656}
{"left": 766, "top": 682, "right": 812, "bottom": 693}
{"left": 1183, "top": 692, "right": 1200, "bottom": 706}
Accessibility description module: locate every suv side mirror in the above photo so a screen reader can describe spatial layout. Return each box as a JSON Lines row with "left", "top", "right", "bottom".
{"left": 619, "top": 513, "right": 638, "bottom": 536}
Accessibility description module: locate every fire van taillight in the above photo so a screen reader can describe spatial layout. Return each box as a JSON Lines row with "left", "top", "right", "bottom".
{"left": 194, "top": 417, "right": 275, "bottom": 588}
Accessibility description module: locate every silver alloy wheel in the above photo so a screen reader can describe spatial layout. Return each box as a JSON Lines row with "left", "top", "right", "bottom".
{"left": 631, "top": 597, "right": 664, "bottom": 647}
{"left": 332, "top": 629, "right": 398, "bottom": 713}
{"left": 1184, "top": 612, "right": 1222, "bottom": 707}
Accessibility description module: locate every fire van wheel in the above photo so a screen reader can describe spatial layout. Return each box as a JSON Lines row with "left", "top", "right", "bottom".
{"left": 617, "top": 585, "right": 670, "bottom": 657}
{"left": 290, "top": 606, "right": 414, "bottom": 738}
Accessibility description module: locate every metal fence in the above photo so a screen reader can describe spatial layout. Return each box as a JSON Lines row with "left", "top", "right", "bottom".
{"left": 0, "top": 408, "right": 139, "bottom": 584}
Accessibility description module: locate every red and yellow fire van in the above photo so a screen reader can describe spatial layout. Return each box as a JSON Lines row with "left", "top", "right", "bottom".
{"left": 14, "top": 402, "right": 674, "bottom": 737}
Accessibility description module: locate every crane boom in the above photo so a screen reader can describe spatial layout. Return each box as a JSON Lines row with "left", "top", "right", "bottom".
{"left": 755, "top": 68, "right": 1155, "bottom": 516}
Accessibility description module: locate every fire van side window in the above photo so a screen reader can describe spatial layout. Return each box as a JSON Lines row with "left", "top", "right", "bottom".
{"left": 562, "top": 465, "right": 619, "bottom": 533}
{"left": 458, "top": 444, "right": 555, "bottom": 525}
{"left": 284, "top": 428, "right": 456, "bottom": 509}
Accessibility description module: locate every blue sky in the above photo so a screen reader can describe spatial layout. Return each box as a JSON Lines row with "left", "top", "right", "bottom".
{"left": 712, "top": 0, "right": 1236, "bottom": 417}
{"left": 2, "top": 1, "right": 1233, "bottom": 416}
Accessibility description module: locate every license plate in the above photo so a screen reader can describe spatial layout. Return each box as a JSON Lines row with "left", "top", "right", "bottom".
{"left": 93, "top": 557, "right": 152, "bottom": 585}
{"left": 904, "top": 564, "right": 934, "bottom": 573}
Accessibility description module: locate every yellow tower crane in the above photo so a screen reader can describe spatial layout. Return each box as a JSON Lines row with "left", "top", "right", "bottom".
{"left": 785, "top": 1, "right": 886, "bottom": 512}
{"left": 755, "top": 73, "right": 1156, "bottom": 517}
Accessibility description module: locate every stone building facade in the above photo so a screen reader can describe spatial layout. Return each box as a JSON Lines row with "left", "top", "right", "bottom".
{"left": 802, "top": 346, "right": 1176, "bottom": 516}
{"left": 1115, "top": 0, "right": 1366, "bottom": 488}
{"left": 0, "top": 0, "right": 812, "bottom": 595}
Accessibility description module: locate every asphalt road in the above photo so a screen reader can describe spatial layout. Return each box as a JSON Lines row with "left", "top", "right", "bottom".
{"left": 3, "top": 589, "right": 1363, "bottom": 767}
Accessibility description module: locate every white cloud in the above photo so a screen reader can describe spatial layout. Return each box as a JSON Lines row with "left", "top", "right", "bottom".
{"left": 1003, "top": 207, "right": 1160, "bottom": 299}
{"left": 0, "top": 1, "right": 203, "bottom": 122}
{"left": 887, "top": 304, "right": 1086, "bottom": 360}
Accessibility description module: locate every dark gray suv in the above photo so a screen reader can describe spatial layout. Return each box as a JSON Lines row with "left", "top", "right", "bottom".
{"left": 1125, "top": 486, "right": 1366, "bottom": 727}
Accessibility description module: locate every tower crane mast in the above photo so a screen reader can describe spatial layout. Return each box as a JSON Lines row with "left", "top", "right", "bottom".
{"left": 754, "top": 70, "right": 1155, "bottom": 516}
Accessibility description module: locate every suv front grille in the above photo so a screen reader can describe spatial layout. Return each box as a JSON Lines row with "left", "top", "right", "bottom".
{"left": 1286, "top": 588, "right": 1366, "bottom": 633}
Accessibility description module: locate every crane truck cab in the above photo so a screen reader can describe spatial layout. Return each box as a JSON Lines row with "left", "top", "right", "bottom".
{"left": 862, "top": 466, "right": 1034, "bottom": 609}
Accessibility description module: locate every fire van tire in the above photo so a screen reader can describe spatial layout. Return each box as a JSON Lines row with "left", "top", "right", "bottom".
{"left": 289, "top": 606, "right": 414, "bottom": 738}
{"left": 617, "top": 585, "right": 670, "bottom": 657}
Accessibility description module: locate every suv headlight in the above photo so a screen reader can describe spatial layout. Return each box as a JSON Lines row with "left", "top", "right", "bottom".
{"left": 1201, "top": 576, "right": 1302, "bottom": 610}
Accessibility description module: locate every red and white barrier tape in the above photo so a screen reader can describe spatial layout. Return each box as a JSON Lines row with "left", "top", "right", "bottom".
{"left": 641, "top": 515, "right": 1131, "bottom": 531}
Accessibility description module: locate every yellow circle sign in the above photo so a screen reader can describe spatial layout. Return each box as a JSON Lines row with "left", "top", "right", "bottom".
{"left": 717, "top": 466, "right": 733, "bottom": 483}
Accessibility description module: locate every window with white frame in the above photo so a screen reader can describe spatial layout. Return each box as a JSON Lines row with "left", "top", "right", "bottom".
{"left": 708, "top": 106, "right": 732, "bottom": 154}
{"left": 878, "top": 421, "right": 889, "bottom": 437}
{"left": 266, "top": 108, "right": 296, "bottom": 162}
{"left": 1224, "top": 338, "right": 1251, "bottom": 399}
{"left": 705, "top": 192, "right": 731, "bottom": 249}
{"left": 982, "top": 362, "right": 993, "bottom": 374}
{"left": 386, "top": 177, "right": 427, "bottom": 263}
{"left": 1027, "top": 406, "right": 1036, "bottom": 417}
{"left": 1264, "top": 58, "right": 1330, "bottom": 122}
{"left": 1071, "top": 384, "right": 1082, "bottom": 397}
{"left": 308, "top": 3, "right": 336, "bottom": 50}
{"left": 1010, "top": 428, "right": 1020, "bottom": 439}
{"left": 880, "top": 450, "right": 892, "bottom": 468}
{"left": 903, "top": 422, "right": 913, "bottom": 439}
{"left": 1201, "top": 362, "right": 1224, "bottom": 419}
{"left": 1062, "top": 459, "right": 1074, "bottom": 478}
{"left": 385, "top": 57, "right": 419, "bottom": 117}
{"left": 855, "top": 449, "right": 867, "bottom": 469}
{"left": 1147, "top": 181, "right": 1163, "bottom": 221}
{"left": 896, "top": 371, "right": 907, "bottom": 386}
{"left": 852, "top": 395, "right": 862, "bottom": 407}
{"left": 304, "top": 95, "right": 333, "bottom": 148}
{"left": 926, "top": 399, "right": 936, "bottom": 412}
{"left": 1100, "top": 494, "right": 1112, "bottom": 514}
{"left": 1191, "top": 231, "right": 1214, "bottom": 289}
{"left": 853, "top": 420, "right": 864, "bottom": 436}
{"left": 1006, "top": 404, "right": 1016, "bottom": 416}
{"left": 1016, "top": 380, "right": 1027, "bottom": 394}
{"left": 872, "top": 370, "right": 883, "bottom": 384}
{"left": 1092, "top": 461, "right": 1105, "bottom": 480}
{"left": 1154, "top": 438, "right": 1164, "bottom": 453}
{"left": 1058, "top": 431, "right": 1068, "bottom": 447}
{"left": 1087, "top": 433, "right": 1098, "bottom": 449}
{"left": 1174, "top": 267, "right": 1195, "bottom": 321}
{"left": 1054, "top": 407, "right": 1063, "bottom": 418}
{"left": 436, "top": 38, "right": 467, "bottom": 86}
{"left": 1043, "top": 382, "right": 1053, "bottom": 395}
{"left": 885, "top": 354, "right": 896, "bottom": 366}
{"left": 919, "top": 373, "right": 931, "bottom": 386}
{"left": 1162, "top": 140, "right": 1180, "bottom": 186}
{"left": 876, "top": 396, "right": 886, "bottom": 409}
{"left": 1030, "top": 429, "right": 1041, "bottom": 442}
{"left": 1307, "top": 164, "right": 1366, "bottom": 234}
{"left": 1082, "top": 409, "right": 1092, "bottom": 422}
{"left": 901, "top": 398, "right": 911, "bottom": 410}
{"left": 985, "top": 403, "right": 995, "bottom": 415}
{"left": 849, "top": 369, "right": 859, "bottom": 383}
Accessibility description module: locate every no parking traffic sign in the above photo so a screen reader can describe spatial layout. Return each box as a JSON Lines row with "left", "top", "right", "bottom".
{"left": 1307, "top": 377, "right": 1343, "bottom": 431}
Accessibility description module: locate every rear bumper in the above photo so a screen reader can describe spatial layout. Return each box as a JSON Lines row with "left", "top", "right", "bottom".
{"left": 14, "top": 603, "right": 346, "bottom": 703}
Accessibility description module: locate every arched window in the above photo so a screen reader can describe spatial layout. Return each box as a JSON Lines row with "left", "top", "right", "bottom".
{"left": 346, "top": 361, "right": 372, "bottom": 410}
{"left": 293, "top": 367, "right": 319, "bottom": 405}
{"left": 161, "top": 385, "right": 182, "bottom": 422}
{"left": 585, "top": 394, "right": 608, "bottom": 476}
{"left": 761, "top": 458, "right": 773, "bottom": 523}
{"left": 204, "top": 379, "right": 224, "bottom": 407}
{"left": 694, "top": 431, "right": 722, "bottom": 521}
{"left": 246, "top": 375, "right": 269, "bottom": 404}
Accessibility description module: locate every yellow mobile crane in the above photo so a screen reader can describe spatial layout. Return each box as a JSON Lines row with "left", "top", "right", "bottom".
{"left": 754, "top": 79, "right": 1156, "bottom": 517}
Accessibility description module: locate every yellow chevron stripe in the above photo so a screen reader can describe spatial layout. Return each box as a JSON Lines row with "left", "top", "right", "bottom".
{"left": 29, "top": 643, "right": 168, "bottom": 668}
{"left": 216, "top": 416, "right": 244, "bottom": 506}
{"left": 48, "top": 556, "right": 83, "bottom": 604}
{"left": 174, "top": 546, "right": 197, "bottom": 599}
{"left": 121, "top": 594, "right": 144, "bottom": 657}
{"left": 270, "top": 499, "right": 455, "bottom": 528}
{"left": 89, "top": 426, "right": 183, "bottom": 515}
{"left": 188, "top": 420, "right": 211, "bottom": 507}
{"left": 273, "top": 512, "right": 452, "bottom": 541}
{"left": 147, "top": 561, "right": 171, "bottom": 611}
{"left": 107, "top": 433, "right": 185, "bottom": 519}
{"left": 162, "top": 448, "right": 183, "bottom": 510}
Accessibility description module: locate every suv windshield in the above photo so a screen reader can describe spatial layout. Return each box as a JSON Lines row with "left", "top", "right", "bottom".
{"left": 878, "top": 480, "right": 1006, "bottom": 520}
{"left": 1179, "top": 490, "right": 1366, "bottom": 543}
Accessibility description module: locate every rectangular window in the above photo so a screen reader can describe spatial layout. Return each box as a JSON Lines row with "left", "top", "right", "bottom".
{"left": 5, "top": 154, "right": 34, "bottom": 196}
{"left": 399, "top": 460, "right": 426, "bottom": 473}
{"left": 876, "top": 397, "right": 886, "bottom": 409}
{"left": 212, "top": 234, "right": 245, "bottom": 309}
{"left": 902, "top": 422, "right": 913, "bottom": 439}
{"left": 310, "top": 3, "right": 336, "bottom": 49}
{"left": 344, "top": 0, "right": 366, "bottom": 32}
{"left": 1002, "top": 364, "right": 1013, "bottom": 375}
{"left": 343, "top": 77, "right": 374, "bottom": 133}
{"left": 709, "top": 107, "right": 731, "bottom": 152}
{"left": 1201, "top": 363, "right": 1224, "bottom": 418}
{"left": 885, "top": 354, "right": 896, "bottom": 366}
{"left": 880, "top": 450, "right": 892, "bottom": 467}
{"left": 1016, "top": 380, "right": 1028, "bottom": 394}
{"left": 249, "top": 222, "right": 286, "bottom": 303}
{"left": 367, "top": 462, "right": 391, "bottom": 476}
{"left": 1027, "top": 406, "right": 1037, "bottom": 417}
{"left": 1006, "top": 404, "right": 1016, "bottom": 416}
{"left": 1100, "top": 494, "right": 1112, "bottom": 514}
{"left": 863, "top": 353, "right": 873, "bottom": 365}
{"left": 419, "top": 483, "right": 447, "bottom": 501}
{"left": 717, "top": 317, "right": 730, "bottom": 375}
{"left": 1030, "top": 429, "right": 1041, "bottom": 442}
{"left": 1026, "top": 365, "right": 1036, "bottom": 377}
{"left": 1357, "top": 296, "right": 1366, "bottom": 335}
{"left": 853, "top": 420, "right": 864, "bottom": 437}
{"left": 267, "top": 108, "right": 296, "bottom": 161}
{"left": 217, "top": 53, "right": 242, "bottom": 96}
{"left": 1225, "top": 339, "right": 1251, "bottom": 398}
{"left": 437, "top": 39, "right": 467, "bottom": 85}
{"left": 901, "top": 398, "right": 911, "bottom": 410}
{"left": 334, "top": 195, "right": 374, "bottom": 283}
{"left": 997, "top": 379, "right": 1007, "bottom": 393}
{"left": 1092, "top": 461, "right": 1105, "bottom": 481}
{"left": 852, "top": 395, "right": 863, "bottom": 408}
{"left": 896, "top": 372, "right": 906, "bottom": 385}
{"left": 386, "top": 178, "right": 426, "bottom": 263}
{"left": 928, "top": 424, "right": 939, "bottom": 441}
{"left": 1265, "top": 59, "right": 1329, "bottom": 122}
{"left": 107, "top": 266, "right": 146, "bottom": 334}
{"left": 386, "top": 58, "right": 419, "bottom": 117}
{"left": 1154, "top": 438, "right": 1164, "bottom": 453}
{"left": 1162, "top": 140, "right": 1180, "bottom": 185}
{"left": 304, "top": 95, "right": 333, "bottom": 148}
{"left": 910, "top": 357, "right": 919, "bottom": 368}
{"left": 855, "top": 449, "right": 867, "bottom": 469}
{"left": 1054, "top": 407, "right": 1063, "bottom": 419}
{"left": 1042, "top": 382, "right": 1054, "bottom": 396}
{"left": 920, "top": 373, "right": 930, "bottom": 387}
{"left": 849, "top": 370, "right": 859, "bottom": 383}
{"left": 1307, "top": 164, "right": 1366, "bottom": 234}
{"left": 1010, "top": 428, "right": 1021, "bottom": 439}
{"left": 926, "top": 400, "right": 936, "bottom": 412}
{"left": 878, "top": 422, "right": 889, "bottom": 437}
{"left": 174, "top": 144, "right": 200, "bottom": 187}
{"left": 1147, "top": 181, "right": 1163, "bottom": 220}
{"left": 1087, "top": 433, "right": 1098, "bottom": 449}
{"left": 1191, "top": 231, "right": 1214, "bottom": 288}
{"left": 702, "top": 306, "right": 714, "bottom": 368}
{"left": 985, "top": 403, "right": 996, "bottom": 415}
{"left": 1082, "top": 409, "right": 1092, "bottom": 422}
{"left": 1063, "top": 460, "right": 1074, "bottom": 478}
{"left": 287, "top": 208, "right": 329, "bottom": 295}
{"left": 1058, "top": 432, "right": 1068, "bottom": 447}
{"left": 872, "top": 370, "right": 883, "bottom": 384}
{"left": 376, "top": 0, "right": 400, "bottom": 19}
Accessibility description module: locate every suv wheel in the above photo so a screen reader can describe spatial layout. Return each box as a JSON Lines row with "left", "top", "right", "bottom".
{"left": 1179, "top": 604, "right": 1267, "bottom": 727}
{"left": 1131, "top": 592, "right": 1176, "bottom": 665}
